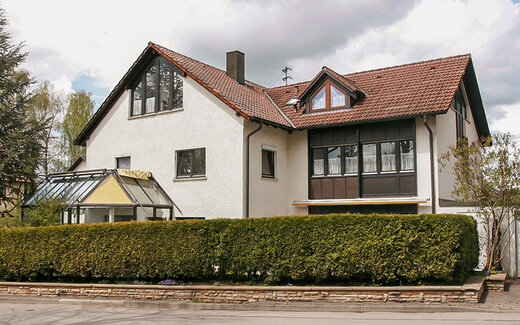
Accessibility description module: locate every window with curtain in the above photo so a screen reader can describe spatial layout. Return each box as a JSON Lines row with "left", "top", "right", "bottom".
{"left": 312, "top": 148, "right": 325, "bottom": 176}
{"left": 344, "top": 145, "right": 358, "bottom": 174}
{"left": 309, "top": 80, "right": 348, "bottom": 112}
{"left": 327, "top": 147, "right": 341, "bottom": 175}
{"left": 380, "top": 142, "right": 396, "bottom": 172}
{"left": 400, "top": 140, "right": 414, "bottom": 171}
{"left": 311, "top": 87, "right": 326, "bottom": 110}
{"left": 362, "top": 144, "right": 377, "bottom": 173}
{"left": 330, "top": 84, "right": 345, "bottom": 107}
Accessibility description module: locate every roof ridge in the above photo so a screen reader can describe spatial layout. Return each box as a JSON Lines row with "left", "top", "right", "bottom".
{"left": 150, "top": 42, "right": 267, "bottom": 89}
{"left": 345, "top": 53, "right": 471, "bottom": 77}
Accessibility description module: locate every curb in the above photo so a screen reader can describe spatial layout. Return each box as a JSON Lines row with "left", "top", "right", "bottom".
{"left": 0, "top": 296, "right": 519, "bottom": 313}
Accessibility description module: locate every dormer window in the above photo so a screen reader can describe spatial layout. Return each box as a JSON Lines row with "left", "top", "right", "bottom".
{"left": 309, "top": 80, "right": 348, "bottom": 112}
{"left": 131, "top": 57, "right": 183, "bottom": 117}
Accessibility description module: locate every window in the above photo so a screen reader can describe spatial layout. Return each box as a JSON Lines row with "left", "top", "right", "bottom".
{"left": 312, "top": 144, "right": 358, "bottom": 177}
{"left": 400, "top": 140, "right": 414, "bottom": 171}
{"left": 452, "top": 84, "right": 467, "bottom": 143}
{"left": 312, "top": 148, "right": 325, "bottom": 176}
{"left": 116, "top": 156, "right": 131, "bottom": 169}
{"left": 309, "top": 80, "right": 348, "bottom": 112}
{"left": 262, "top": 149, "right": 275, "bottom": 178}
{"left": 344, "top": 145, "right": 358, "bottom": 174}
{"left": 363, "top": 141, "right": 415, "bottom": 174}
{"left": 327, "top": 147, "right": 341, "bottom": 175}
{"left": 362, "top": 144, "right": 377, "bottom": 173}
{"left": 131, "top": 57, "right": 183, "bottom": 116}
{"left": 176, "top": 148, "right": 205, "bottom": 178}
{"left": 380, "top": 142, "right": 396, "bottom": 172}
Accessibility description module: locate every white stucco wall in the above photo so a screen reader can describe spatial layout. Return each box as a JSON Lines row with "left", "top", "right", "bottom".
{"left": 81, "top": 76, "right": 245, "bottom": 219}
{"left": 287, "top": 130, "right": 308, "bottom": 216}
{"left": 246, "top": 121, "right": 289, "bottom": 217}
{"left": 415, "top": 116, "right": 437, "bottom": 214}
{"left": 246, "top": 123, "right": 309, "bottom": 218}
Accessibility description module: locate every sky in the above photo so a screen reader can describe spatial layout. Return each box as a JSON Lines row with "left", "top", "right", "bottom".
{"left": 2, "top": 0, "right": 519, "bottom": 137}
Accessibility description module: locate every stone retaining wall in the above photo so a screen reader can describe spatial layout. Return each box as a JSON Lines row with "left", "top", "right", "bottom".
{"left": 0, "top": 277, "right": 484, "bottom": 304}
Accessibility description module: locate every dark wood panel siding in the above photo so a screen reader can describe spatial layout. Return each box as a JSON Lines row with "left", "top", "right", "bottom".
{"left": 309, "top": 204, "right": 418, "bottom": 214}
{"left": 308, "top": 119, "right": 416, "bottom": 200}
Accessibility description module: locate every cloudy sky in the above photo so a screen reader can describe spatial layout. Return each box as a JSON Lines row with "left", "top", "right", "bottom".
{"left": 2, "top": 0, "right": 519, "bottom": 136}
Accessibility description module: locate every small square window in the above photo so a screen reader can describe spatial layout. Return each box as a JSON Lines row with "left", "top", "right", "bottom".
{"left": 116, "top": 156, "right": 131, "bottom": 169}
{"left": 262, "top": 150, "right": 275, "bottom": 178}
{"left": 176, "top": 148, "right": 206, "bottom": 178}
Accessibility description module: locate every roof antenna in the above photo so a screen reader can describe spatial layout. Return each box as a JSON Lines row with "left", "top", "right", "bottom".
{"left": 282, "top": 66, "right": 292, "bottom": 85}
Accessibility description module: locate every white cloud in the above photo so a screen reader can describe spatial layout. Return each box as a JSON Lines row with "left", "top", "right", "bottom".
{"left": 489, "top": 102, "right": 520, "bottom": 139}
{"left": 2, "top": 0, "right": 519, "bottom": 136}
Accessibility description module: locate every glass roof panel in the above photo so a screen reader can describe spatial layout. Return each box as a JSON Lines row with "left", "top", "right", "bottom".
{"left": 118, "top": 176, "right": 153, "bottom": 205}
{"left": 24, "top": 172, "right": 107, "bottom": 206}
{"left": 136, "top": 178, "right": 170, "bottom": 205}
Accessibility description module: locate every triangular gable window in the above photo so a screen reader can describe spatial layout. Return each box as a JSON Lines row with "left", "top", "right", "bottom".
{"left": 309, "top": 80, "right": 348, "bottom": 112}
{"left": 131, "top": 57, "right": 183, "bottom": 117}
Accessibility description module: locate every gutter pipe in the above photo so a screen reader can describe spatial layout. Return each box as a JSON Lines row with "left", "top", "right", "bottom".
{"left": 423, "top": 116, "right": 436, "bottom": 214}
{"left": 245, "top": 122, "right": 263, "bottom": 218}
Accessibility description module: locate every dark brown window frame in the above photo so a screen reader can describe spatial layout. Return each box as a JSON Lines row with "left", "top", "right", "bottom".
{"left": 175, "top": 148, "right": 206, "bottom": 179}
{"left": 452, "top": 85, "right": 467, "bottom": 144}
{"left": 311, "top": 144, "right": 359, "bottom": 177}
{"left": 309, "top": 80, "right": 349, "bottom": 112}
{"left": 130, "top": 57, "right": 183, "bottom": 117}
{"left": 361, "top": 140, "right": 415, "bottom": 175}
{"left": 261, "top": 149, "right": 275, "bottom": 179}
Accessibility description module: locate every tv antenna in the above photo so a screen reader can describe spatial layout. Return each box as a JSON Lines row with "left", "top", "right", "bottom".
{"left": 282, "top": 66, "right": 292, "bottom": 85}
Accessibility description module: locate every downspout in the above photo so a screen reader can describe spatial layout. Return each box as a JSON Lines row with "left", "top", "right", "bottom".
{"left": 245, "top": 122, "right": 263, "bottom": 218}
{"left": 423, "top": 116, "right": 436, "bottom": 214}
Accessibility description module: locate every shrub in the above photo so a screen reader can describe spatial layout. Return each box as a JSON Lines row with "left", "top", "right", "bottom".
{"left": 0, "top": 213, "right": 478, "bottom": 284}
{"left": 23, "top": 198, "right": 62, "bottom": 227}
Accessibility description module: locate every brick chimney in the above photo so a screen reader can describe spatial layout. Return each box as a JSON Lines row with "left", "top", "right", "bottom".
{"left": 226, "top": 50, "right": 245, "bottom": 84}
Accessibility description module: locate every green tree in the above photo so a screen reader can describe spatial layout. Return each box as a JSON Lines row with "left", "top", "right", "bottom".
{"left": 440, "top": 133, "right": 520, "bottom": 272}
{"left": 23, "top": 198, "right": 62, "bottom": 227}
{"left": 27, "top": 81, "right": 65, "bottom": 177}
{"left": 0, "top": 8, "right": 47, "bottom": 217}
{"left": 58, "top": 90, "right": 93, "bottom": 169}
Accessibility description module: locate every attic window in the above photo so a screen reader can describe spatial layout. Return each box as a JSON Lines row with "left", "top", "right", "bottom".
{"left": 309, "top": 80, "right": 348, "bottom": 112}
{"left": 131, "top": 57, "right": 183, "bottom": 117}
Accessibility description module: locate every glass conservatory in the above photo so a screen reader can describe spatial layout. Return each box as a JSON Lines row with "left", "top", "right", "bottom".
{"left": 23, "top": 169, "right": 175, "bottom": 224}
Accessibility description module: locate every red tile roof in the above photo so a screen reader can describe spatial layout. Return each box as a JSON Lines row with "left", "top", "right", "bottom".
{"left": 266, "top": 54, "right": 471, "bottom": 128}
{"left": 74, "top": 43, "right": 482, "bottom": 147}
{"left": 151, "top": 43, "right": 292, "bottom": 127}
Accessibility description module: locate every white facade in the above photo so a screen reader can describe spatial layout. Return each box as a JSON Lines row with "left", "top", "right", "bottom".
{"left": 80, "top": 76, "right": 246, "bottom": 219}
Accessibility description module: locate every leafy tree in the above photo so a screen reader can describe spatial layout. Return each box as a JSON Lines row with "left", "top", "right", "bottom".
{"left": 27, "top": 81, "right": 65, "bottom": 177}
{"left": 440, "top": 133, "right": 520, "bottom": 272}
{"left": 0, "top": 8, "right": 47, "bottom": 217}
{"left": 58, "top": 90, "right": 94, "bottom": 169}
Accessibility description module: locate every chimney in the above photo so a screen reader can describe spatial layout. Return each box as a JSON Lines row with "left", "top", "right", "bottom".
{"left": 226, "top": 50, "right": 245, "bottom": 84}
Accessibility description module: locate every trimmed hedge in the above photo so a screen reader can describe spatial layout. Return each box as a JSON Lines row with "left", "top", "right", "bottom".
{"left": 0, "top": 214, "right": 478, "bottom": 284}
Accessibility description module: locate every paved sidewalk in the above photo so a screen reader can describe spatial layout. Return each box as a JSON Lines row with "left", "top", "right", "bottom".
{"left": 0, "top": 279, "right": 518, "bottom": 314}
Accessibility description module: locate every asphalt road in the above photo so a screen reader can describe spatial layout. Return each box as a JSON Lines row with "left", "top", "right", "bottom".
{"left": 1, "top": 303, "right": 520, "bottom": 325}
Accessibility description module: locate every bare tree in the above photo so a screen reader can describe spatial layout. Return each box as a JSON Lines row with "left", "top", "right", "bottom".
{"left": 440, "top": 133, "right": 520, "bottom": 271}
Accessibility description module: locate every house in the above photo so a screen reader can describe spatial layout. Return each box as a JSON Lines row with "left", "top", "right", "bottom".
{"left": 70, "top": 42, "right": 489, "bottom": 222}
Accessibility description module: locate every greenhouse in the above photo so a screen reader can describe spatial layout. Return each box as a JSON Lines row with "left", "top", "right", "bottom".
{"left": 23, "top": 169, "right": 175, "bottom": 224}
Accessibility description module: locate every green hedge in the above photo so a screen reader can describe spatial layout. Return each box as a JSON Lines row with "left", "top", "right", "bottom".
{"left": 0, "top": 213, "right": 478, "bottom": 284}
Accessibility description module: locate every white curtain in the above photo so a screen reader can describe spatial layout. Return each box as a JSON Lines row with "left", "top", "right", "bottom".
{"left": 401, "top": 152, "right": 414, "bottom": 170}
{"left": 345, "top": 157, "right": 358, "bottom": 173}
{"left": 363, "top": 155, "right": 377, "bottom": 172}
{"left": 328, "top": 157, "right": 341, "bottom": 174}
{"left": 381, "top": 154, "right": 396, "bottom": 171}
{"left": 313, "top": 159, "right": 324, "bottom": 175}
